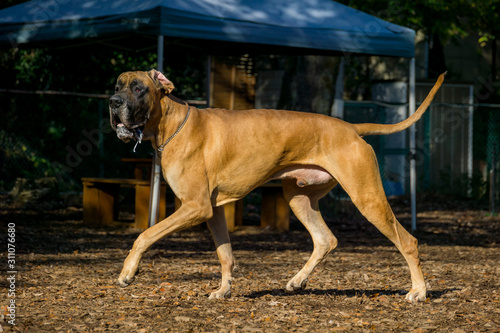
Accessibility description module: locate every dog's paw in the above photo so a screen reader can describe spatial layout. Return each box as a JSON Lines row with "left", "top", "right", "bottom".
{"left": 405, "top": 288, "right": 427, "bottom": 302}
{"left": 285, "top": 278, "right": 308, "bottom": 293}
{"left": 117, "top": 275, "right": 135, "bottom": 288}
{"left": 117, "top": 266, "right": 140, "bottom": 288}
{"left": 209, "top": 289, "right": 231, "bottom": 300}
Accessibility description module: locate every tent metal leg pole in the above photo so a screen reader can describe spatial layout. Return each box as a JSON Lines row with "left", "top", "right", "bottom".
{"left": 149, "top": 154, "right": 161, "bottom": 228}
{"left": 148, "top": 35, "right": 164, "bottom": 228}
{"left": 206, "top": 55, "right": 212, "bottom": 108}
{"left": 330, "top": 57, "right": 345, "bottom": 118}
{"left": 409, "top": 57, "right": 417, "bottom": 232}
{"left": 467, "top": 85, "right": 474, "bottom": 196}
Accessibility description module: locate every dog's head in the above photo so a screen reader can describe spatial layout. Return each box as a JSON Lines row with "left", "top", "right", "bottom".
{"left": 109, "top": 70, "right": 174, "bottom": 142}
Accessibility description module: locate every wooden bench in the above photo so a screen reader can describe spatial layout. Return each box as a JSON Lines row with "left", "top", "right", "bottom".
{"left": 81, "top": 178, "right": 167, "bottom": 229}
{"left": 82, "top": 178, "right": 290, "bottom": 231}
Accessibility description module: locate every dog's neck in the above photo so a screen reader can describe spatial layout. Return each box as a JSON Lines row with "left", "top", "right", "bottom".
{"left": 147, "top": 93, "right": 190, "bottom": 150}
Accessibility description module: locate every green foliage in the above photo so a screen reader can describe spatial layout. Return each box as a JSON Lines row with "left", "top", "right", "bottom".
{"left": 0, "top": 130, "right": 54, "bottom": 189}
{"left": 339, "top": 0, "right": 499, "bottom": 47}
{"left": 470, "top": 1, "right": 499, "bottom": 47}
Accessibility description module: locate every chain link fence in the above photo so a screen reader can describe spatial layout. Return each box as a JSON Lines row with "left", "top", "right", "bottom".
{"left": 335, "top": 100, "right": 499, "bottom": 211}
{"left": 484, "top": 107, "right": 500, "bottom": 213}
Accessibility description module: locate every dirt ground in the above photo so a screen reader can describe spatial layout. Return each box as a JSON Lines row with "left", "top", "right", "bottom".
{"left": 1, "top": 194, "right": 499, "bottom": 332}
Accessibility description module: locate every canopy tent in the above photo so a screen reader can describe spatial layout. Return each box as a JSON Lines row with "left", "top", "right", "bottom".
{"left": 0, "top": 0, "right": 415, "bottom": 57}
{"left": 0, "top": 0, "right": 419, "bottom": 230}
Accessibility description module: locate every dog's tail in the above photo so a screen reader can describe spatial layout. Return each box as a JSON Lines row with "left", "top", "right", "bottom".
{"left": 352, "top": 72, "right": 446, "bottom": 136}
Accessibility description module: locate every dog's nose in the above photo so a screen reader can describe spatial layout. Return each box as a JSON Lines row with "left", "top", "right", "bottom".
{"left": 109, "top": 95, "right": 124, "bottom": 109}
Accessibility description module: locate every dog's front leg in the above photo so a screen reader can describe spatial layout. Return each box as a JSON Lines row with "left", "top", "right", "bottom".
{"left": 118, "top": 202, "right": 213, "bottom": 287}
{"left": 207, "top": 206, "right": 235, "bottom": 299}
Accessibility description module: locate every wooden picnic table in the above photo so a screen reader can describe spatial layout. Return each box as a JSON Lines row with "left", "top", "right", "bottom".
{"left": 83, "top": 160, "right": 290, "bottom": 231}
{"left": 82, "top": 177, "right": 167, "bottom": 230}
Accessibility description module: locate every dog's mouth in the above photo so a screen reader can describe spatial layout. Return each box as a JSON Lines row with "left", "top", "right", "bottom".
{"left": 116, "top": 123, "right": 144, "bottom": 141}
{"left": 112, "top": 113, "right": 145, "bottom": 144}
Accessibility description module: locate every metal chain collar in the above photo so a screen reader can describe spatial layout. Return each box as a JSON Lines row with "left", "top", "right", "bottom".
{"left": 157, "top": 106, "right": 191, "bottom": 156}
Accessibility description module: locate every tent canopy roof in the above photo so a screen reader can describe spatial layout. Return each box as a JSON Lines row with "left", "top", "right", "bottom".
{"left": 0, "top": 0, "right": 415, "bottom": 57}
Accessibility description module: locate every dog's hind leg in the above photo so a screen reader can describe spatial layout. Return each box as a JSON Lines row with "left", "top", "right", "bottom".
{"left": 207, "top": 206, "right": 235, "bottom": 299}
{"left": 282, "top": 179, "right": 338, "bottom": 292}
{"left": 333, "top": 139, "right": 426, "bottom": 302}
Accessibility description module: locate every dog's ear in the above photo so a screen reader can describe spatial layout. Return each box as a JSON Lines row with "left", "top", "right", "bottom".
{"left": 148, "top": 69, "right": 175, "bottom": 94}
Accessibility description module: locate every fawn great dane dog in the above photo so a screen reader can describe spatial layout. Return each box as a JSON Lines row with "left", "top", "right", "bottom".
{"left": 109, "top": 69, "right": 445, "bottom": 302}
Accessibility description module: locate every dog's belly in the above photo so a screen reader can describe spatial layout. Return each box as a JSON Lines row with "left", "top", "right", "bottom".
{"left": 213, "top": 165, "right": 334, "bottom": 206}
{"left": 270, "top": 165, "right": 334, "bottom": 187}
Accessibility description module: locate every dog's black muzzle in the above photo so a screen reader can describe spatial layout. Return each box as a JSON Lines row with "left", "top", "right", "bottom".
{"left": 109, "top": 94, "right": 144, "bottom": 143}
